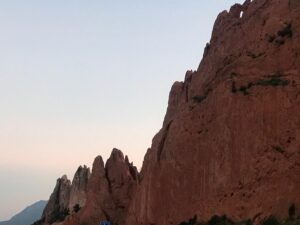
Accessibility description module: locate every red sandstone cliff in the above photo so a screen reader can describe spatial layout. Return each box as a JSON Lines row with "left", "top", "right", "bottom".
{"left": 125, "top": 0, "right": 300, "bottom": 224}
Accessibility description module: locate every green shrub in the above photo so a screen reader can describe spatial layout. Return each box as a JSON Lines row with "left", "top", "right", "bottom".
{"left": 256, "top": 76, "right": 289, "bottom": 87}
{"left": 239, "top": 86, "right": 250, "bottom": 95}
{"left": 193, "top": 95, "right": 206, "bottom": 103}
{"left": 177, "top": 204, "right": 299, "bottom": 225}
{"left": 247, "top": 52, "right": 265, "bottom": 59}
{"left": 73, "top": 204, "right": 81, "bottom": 213}
{"left": 268, "top": 35, "right": 275, "bottom": 43}
{"left": 278, "top": 23, "right": 293, "bottom": 38}
{"left": 179, "top": 222, "right": 189, "bottom": 225}
{"left": 50, "top": 208, "right": 70, "bottom": 224}
{"left": 272, "top": 145, "right": 285, "bottom": 153}
{"left": 236, "top": 220, "right": 252, "bottom": 225}
{"left": 289, "top": 204, "right": 296, "bottom": 220}
{"left": 261, "top": 216, "right": 280, "bottom": 225}
{"left": 208, "top": 215, "right": 234, "bottom": 225}
{"left": 179, "top": 215, "right": 198, "bottom": 225}
{"left": 231, "top": 72, "right": 289, "bottom": 96}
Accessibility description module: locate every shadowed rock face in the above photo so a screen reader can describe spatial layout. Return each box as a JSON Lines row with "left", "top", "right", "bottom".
{"left": 42, "top": 175, "right": 71, "bottom": 224}
{"left": 124, "top": 0, "right": 300, "bottom": 224}
{"left": 41, "top": 167, "right": 90, "bottom": 224}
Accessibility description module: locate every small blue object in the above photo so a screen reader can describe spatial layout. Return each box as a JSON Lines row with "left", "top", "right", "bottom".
{"left": 100, "top": 221, "right": 110, "bottom": 225}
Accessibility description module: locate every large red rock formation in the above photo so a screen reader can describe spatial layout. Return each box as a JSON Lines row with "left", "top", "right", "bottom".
{"left": 124, "top": 0, "right": 300, "bottom": 224}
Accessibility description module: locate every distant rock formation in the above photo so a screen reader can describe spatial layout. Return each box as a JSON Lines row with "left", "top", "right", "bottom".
{"left": 40, "top": 149, "right": 138, "bottom": 225}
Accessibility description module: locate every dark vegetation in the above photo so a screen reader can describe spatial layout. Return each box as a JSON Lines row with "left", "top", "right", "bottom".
{"left": 178, "top": 215, "right": 251, "bottom": 225}
{"left": 30, "top": 206, "right": 72, "bottom": 225}
{"left": 179, "top": 215, "right": 198, "bottom": 225}
{"left": 256, "top": 74, "right": 289, "bottom": 87}
{"left": 177, "top": 204, "right": 300, "bottom": 225}
{"left": 268, "top": 35, "right": 276, "bottom": 43}
{"left": 232, "top": 82, "right": 252, "bottom": 95}
{"left": 277, "top": 23, "right": 293, "bottom": 38}
{"left": 246, "top": 52, "right": 265, "bottom": 59}
{"left": 272, "top": 145, "right": 285, "bottom": 154}
{"left": 192, "top": 88, "right": 212, "bottom": 104}
{"left": 268, "top": 22, "right": 292, "bottom": 45}
{"left": 289, "top": 204, "right": 296, "bottom": 220}
{"left": 30, "top": 208, "right": 70, "bottom": 225}
{"left": 231, "top": 72, "right": 289, "bottom": 95}
{"left": 261, "top": 216, "right": 280, "bottom": 225}
{"left": 73, "top": 204, "right": 81, "bottom": 213}
{"left": 208, "top": 215, "right": 251, "bottom": 225}
{"left": 49, "top": 208, "right": 70, "bottom": 224}
{"left": 193, "top": 95, "right": 207, "bottom": 103}
{"left": 31, "top": 218, "right": 45, "bottom": 225}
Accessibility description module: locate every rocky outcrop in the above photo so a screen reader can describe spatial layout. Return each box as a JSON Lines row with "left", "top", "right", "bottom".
{"left": 105, "top": 149, "right": 139, "bottom": 224}
{"left": 66, "top": 155, "right": 114, "bottom": 225}
{"left": 53, "top": 149, "right": 138, "bottom": 225}
{"left": 41, "top": 166, "right": 90, "bottom": 224}
{"left": 42, "top": 175, "right": 71, "bottom": 224}
{"left": 124, "top": 0, "right": 300, "bottom": 224}
{"left": 68, "top": 166, "right": 90, "bottom": 212}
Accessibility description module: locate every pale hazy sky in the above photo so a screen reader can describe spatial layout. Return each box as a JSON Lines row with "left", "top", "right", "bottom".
{"left": 0, "top": 0, "right": 244, "bottom": 221}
